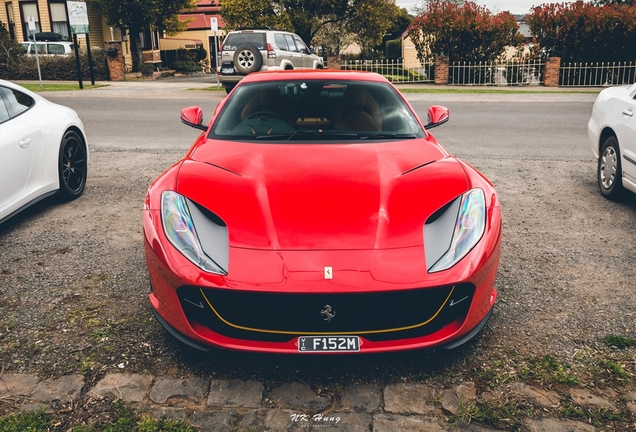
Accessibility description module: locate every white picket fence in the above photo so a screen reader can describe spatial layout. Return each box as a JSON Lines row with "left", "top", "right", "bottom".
{"left": 560, "top": 62, "right": 636, "bottom": 87}
{"left": 339, "top": 58, "right": 636, "bottom": 87}
{"left": 448, "top": 60, "right": 544, "bottom": 86}
{"left": 340, "top": 59, "right": 434, "bottom": 84}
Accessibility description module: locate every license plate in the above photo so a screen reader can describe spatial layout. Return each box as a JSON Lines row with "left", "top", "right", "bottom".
{"left": 221, "top": 67, "right": 234, "bottom": 74}
{"left": 298, "top": 336, "right": 360, "bottom": 352}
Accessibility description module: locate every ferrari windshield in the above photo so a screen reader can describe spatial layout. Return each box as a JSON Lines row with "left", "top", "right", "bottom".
{"left": 209, "top": 80, "right": 425, "bottom": 141}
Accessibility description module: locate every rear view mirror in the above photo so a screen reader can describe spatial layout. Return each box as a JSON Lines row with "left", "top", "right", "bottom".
{"left": 424, "top": 105, "right": 449, "bottom": 129}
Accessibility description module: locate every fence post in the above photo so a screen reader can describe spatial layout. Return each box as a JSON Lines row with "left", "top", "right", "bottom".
{"left": 434, "top": 55, "right": 449, "bottom": 85}
{"left": 544, "top": 57, "right": 561, "bottom": 87}
{"left": 104, "top": 41, "right": 125, "bottom": 81}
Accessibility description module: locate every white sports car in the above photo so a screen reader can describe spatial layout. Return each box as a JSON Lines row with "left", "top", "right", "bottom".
{"left": 589, "top": 82, "right": 636, "bottom": 199}
{"left": 0, "top": 80, "right": 88, "bottom": 224}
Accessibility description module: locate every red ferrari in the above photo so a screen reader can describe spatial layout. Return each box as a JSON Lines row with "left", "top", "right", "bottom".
{"left": 143, "top": 71, "right": 501, "bottom": 353}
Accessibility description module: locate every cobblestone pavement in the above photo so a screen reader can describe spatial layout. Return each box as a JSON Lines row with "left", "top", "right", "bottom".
{"left": 2, "top": 372, "right": 630, "bottom": 431}
{"left": 2, "top": 78, "right": 632, "bottom": 431}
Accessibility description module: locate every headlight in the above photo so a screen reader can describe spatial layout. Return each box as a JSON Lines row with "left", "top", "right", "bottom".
{"left": 427, "top": 188, "right": 486, "bottom": 273}
{"left": 161, "top": 191, "right": 227, "bottom": 275}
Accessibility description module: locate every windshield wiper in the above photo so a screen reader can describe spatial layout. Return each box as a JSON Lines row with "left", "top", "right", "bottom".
{"left": 253, "top": 130, "right": 360, "bottom": 141}
{"left": 357, "top": 133, "right": 418, "bottom": 140}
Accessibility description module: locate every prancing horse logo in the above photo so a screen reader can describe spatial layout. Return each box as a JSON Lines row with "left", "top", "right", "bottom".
{"left": 321, "top": 305, "right": 336, "bottom": 322}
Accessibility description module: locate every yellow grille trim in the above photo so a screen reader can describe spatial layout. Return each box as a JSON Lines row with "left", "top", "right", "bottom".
{"left": 198, "top": 286, "right": 455, "bottom": 336}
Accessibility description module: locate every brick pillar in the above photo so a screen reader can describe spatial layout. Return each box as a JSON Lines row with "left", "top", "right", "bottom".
{"left": 326, "top": 55, "right": 341, "bottom": 70}
{"left": 434, "top": 55, "right": 449, "bottom": 85}
{"left": 105, "top": 41, "right": 125, "bottom": 81}
{"left": 544, "top": 57, "right": 561, "bottom": 87}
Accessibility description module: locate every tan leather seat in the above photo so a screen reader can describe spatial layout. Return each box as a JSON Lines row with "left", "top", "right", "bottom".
{"left": 333, "top": 87, "right": 382, "bottom": 131}
{"left": 241, "top": 87, "right": 296, "bottom": 126}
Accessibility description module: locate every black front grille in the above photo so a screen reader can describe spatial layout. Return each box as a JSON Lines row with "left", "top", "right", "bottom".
{"left": 178, "top": 284, "right": 474, "bottom": 342}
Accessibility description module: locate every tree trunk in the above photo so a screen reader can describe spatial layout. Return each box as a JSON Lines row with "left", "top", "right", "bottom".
{"left": 129, "top": 26, "right": 144, "bottom": 72}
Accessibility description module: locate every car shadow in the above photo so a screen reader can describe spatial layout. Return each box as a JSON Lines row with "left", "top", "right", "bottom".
{"left": 0, "top": 195, "right": 61, "bottom": 236}
{"left": 161, "top": 328, "right": 485, "bottom": 387}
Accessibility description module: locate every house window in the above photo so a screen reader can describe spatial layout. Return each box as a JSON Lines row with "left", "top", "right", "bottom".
{"left": 49, "top": 2, "right": 69, "bottom": 40}
{"left": 5, "top": 3, "right": 16, "bottom": 39}
{"left": 20, "top": 2, "right": 40, "bottom": 39}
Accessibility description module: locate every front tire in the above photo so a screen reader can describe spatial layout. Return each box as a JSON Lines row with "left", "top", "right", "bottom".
{"left": 598, "top": 136, "right": 624, "bottom": 200}
{"left": 57, "top": 130, "right": 87, "bottom": 202}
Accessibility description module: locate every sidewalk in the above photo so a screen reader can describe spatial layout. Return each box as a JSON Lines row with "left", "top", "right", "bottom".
{"left": 27, "top": 76, "right": 602, "bottom": 100}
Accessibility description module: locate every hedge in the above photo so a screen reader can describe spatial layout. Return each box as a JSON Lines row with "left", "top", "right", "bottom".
{"left": 0, "top": 48, "right": 108, "bottom": 81}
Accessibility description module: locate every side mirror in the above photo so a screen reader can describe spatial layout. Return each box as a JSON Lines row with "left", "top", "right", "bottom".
{"left": 424, "top": 105, "right": 449, "bottom": 129}
{"left": 181, "top": 106, "right": 207, "bottom": 131}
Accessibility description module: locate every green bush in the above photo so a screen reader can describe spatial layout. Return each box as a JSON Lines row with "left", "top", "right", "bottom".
{"left": 3, "top": 48, "right": 108, "bottom": 81}
{"left": 161, "top": 48, "right": 206, "bottom": 71}
{"left": 174, "top": 60, "right": 202, "bottom": 72}
{"left": 386, "top": 38, "right": 402, "bottom": 60}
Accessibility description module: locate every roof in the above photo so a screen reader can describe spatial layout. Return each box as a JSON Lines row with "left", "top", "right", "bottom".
{"left": 240, "top": 70, "right": 391, "bottom": 84}
{"left": 179, "top": 13, "right": 225, "bottom": 30}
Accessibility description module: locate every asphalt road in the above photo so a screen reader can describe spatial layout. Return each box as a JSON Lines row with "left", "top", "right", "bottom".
{"left": 47, "top": 92, "right": 595, "bottom": 160}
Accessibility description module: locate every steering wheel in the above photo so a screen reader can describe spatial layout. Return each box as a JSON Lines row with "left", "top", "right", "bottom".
{"left": 246, "top": 111, "right": 283, "bottom": 121}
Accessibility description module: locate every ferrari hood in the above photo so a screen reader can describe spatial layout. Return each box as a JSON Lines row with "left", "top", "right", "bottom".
{"left": 178, "top": 139, "right": 469, "bottom": 250}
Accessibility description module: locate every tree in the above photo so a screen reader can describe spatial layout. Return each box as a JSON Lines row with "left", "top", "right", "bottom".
{"left": 526, "top": 1, "right": 636, "bottom": 62}
{"left": 349, "top": 0, "right": 400, "bottom": 57}
{"left": 221, "top": 0, "right": 398, "bottom": 49}
{"left": 378, "top": 7, "right": 413, "bottom": 56}
{"left": 87, "top": 0, "right": 196, "bottom": 71}
{"left": 0, "top": 21, "right": 22, "bottom": 78}
{"left": 408, "top": 0, "right": 522, "bottom": 63}
{"left": 313, "top": 18, "right": 356, "bottom": 56}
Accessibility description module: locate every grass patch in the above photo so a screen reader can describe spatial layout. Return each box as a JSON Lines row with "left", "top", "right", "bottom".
{"left": 396, "top": 87, "right": 600, "bottom": 94}
{"left": 600, "top": 359, "right": 631, "bottom": 380}
{"left": 70, "top": 401, "right": 197, "bottom": 432}
{"left": 462, "top": 400, "right": 529, "bottom": 430}
{"left": 0, "top": 410, "right": 54, "bottom": 432}
{"left": 518, "top": 355, "right": 579, "bottom": 386}
{"left": 560, "top": 402, "right": 624, "bottom": 427}
{"left": 17, "top": 83, "right": 108, "bottom": 92}
{"left": 191, "top": 86, "right": 225, "bottom": 92}
{"left": 604, "top": 334, "right": 636, "bottom": 349}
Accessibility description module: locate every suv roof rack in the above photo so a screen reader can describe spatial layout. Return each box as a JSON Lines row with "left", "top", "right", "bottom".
{"left": 236, "top": 26, "right": 272, "bottom": 31}
{"left": 33, "top": 32, "right": 64, "bottom": 41}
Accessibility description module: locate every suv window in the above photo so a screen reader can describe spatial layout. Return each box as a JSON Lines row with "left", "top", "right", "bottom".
{"left": 223, "top": 33, "right": 267, "bottom": 51}
{"left": 284, "top": 34, "right": 298, "bottom": 53}
{"left": 48, "top": 43, "right": 66, "bottom": 54}
{"left": 274, "top": 33, "right": 288, "bottom": 51}
{"left": 293, "top": 35, "right": 309, "bottom": 54}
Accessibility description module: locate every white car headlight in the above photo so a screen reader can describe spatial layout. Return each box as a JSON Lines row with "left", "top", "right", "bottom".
{"left": 161, "top": 191, "right": 227, "bottom": 275}
{"left": 427, "top": 188, "right": 486, "bottom": 273}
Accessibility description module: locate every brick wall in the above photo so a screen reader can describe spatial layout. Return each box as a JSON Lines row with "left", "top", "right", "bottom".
{"left": 326, "top": 55, "right": 341, "bottom": 70}
{"left": 544, "top": 57, "right": 561, "bottom": 87}
{"left": 105, "top": 41, "right": 125, "bottom": 81}
{"left": 434, "top": 55, "right": 449, "bottom": 85}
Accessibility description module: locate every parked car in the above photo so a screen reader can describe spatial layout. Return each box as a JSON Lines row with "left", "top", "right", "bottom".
{"left": 218, "top": 28, "right": 323, "bottom": 93}
{"left": 589, "top": 82, "right": 636, "bottom": 199}
{"left": 21, "top": 41, "right": 74, "bottom": 55}
{"left": 0, "top": 80, "right": 88, "bottom": 224}
{"left": 143, "top": 70, "right": 502, "bottom": 353}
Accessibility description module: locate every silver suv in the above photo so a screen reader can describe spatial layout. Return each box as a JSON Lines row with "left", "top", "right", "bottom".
{"left": 218, "top": 28, "right": 324, "bottom": 93}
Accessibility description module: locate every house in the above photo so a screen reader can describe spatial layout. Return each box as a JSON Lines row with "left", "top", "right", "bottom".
{"left": 0, "top": 0, "right": 142, "bottom": 70}
{"left": 0, "top": 0, "right": 222, "bottom": 72}
{"left": 161, "top": 0, "right": 226, "bottom": 69}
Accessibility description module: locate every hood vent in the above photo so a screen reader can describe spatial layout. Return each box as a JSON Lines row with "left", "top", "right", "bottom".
{"left": 401, "top": 160, "right": 435, "bottom": 176}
